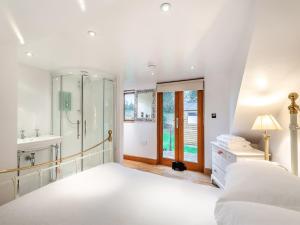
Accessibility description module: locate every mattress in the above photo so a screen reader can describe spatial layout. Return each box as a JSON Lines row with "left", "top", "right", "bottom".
{"left": 215, "top": 160, "right": 300, "bottom": 225}
{"left": 215, "top": 201, "right": 300, "bottom": 225}
{"left": 0, "top": 163, "right": 220, "bottom": 225}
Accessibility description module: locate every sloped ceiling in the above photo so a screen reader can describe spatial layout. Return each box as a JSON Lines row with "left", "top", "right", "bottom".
{"left": 232, "top": 0, "right": 300, "bottom": 142}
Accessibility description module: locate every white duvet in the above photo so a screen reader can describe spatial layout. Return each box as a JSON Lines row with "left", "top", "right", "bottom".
{"left": 215, "top": 201, "right": 300, "bottom": 225}
{"left": 0, "top": 163, "right": 220, "bottom": 225}
{"left": 215, "top": 160, "right": 300, "bottom": 225}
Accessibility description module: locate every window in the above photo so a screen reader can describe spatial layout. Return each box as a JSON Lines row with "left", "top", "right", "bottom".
{"left": 124, "top": 92, "right": 135, "bottom": 121}
{"left": 124, "top": 89, "right": 156, "bottom": 122}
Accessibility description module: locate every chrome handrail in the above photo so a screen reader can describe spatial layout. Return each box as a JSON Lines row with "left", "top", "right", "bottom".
{"left": 0, "top": 130, "right": 112, "bottom": 174}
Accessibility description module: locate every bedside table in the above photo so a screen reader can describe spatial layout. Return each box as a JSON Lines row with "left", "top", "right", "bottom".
{"left": 211, "top": 141, "right": 265, "bottom": 189}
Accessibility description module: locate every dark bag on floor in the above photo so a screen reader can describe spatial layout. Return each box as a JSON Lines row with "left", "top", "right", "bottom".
{"left": 172, "top": 161, "right": 187, "bottom": 171}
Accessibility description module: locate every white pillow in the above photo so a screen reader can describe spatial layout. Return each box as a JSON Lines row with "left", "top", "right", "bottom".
{"left": 218, "top": 160, "right": 300, "bottom": 212}
{"left": 215, "top": 201, "right": 300, "bottom": 225}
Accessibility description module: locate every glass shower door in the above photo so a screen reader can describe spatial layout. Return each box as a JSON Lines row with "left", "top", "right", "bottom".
{"left": 103, "top": 79, "right": 114, "bottom": 163}
{"left": 82, "top": 75, "right": 104, "bottom": 169}
{"left": 60, "top": 75, "right": 82, "bottom": 175}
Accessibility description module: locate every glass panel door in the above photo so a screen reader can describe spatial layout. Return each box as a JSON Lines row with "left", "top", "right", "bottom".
{"left": 158, "top": 90, "right": 204, "bottom": 171}
{"left": 162, "top": 92, "right": 175, "bottom": 160}
{"left": 183, "top": 90, "right": 198, "bottom": 163}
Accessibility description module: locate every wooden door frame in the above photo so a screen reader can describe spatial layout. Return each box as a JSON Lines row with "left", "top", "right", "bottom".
{"left": 157, "top": 90, "right": 204, "bottom": 172}
{"left": 157, "top": 92, "right": 177, "bottom": 167}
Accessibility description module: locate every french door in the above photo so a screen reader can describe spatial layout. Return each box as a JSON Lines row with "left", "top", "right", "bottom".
{"left": 157, "top": 90, "right": 204, "bottom": 171}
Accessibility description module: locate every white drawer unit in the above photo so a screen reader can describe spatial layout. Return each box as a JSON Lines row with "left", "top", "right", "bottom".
{"left": 211, "top": 141, "right": 265, "bottom": 189}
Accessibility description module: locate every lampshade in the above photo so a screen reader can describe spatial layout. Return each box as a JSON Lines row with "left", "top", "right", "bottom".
{"left": 251, "top": 114, "right": 282, "bottom": 131}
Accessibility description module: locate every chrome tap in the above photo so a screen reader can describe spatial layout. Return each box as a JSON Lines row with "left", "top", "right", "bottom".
{"left": 20, "top": 130, "right": 25, "bottom": 139}
{"left": 35, "top": 129, "right": 40, "bottom": 137}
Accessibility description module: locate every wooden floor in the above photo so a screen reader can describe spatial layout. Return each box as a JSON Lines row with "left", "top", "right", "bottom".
{"left": 122, "top": 160, "right": 213, "bottom": 186}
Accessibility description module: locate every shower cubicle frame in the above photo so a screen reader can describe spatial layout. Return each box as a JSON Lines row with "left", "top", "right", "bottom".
{"left": 51, "top": 70, "right": 115, "bottom": 171}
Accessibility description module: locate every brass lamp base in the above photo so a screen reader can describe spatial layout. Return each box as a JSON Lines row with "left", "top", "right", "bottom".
{"left": 263, "top": 132, "right": 270, "bottom": 161}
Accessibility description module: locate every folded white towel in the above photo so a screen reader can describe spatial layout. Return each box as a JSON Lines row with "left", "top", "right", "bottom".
{"left": 218, "top": 142, "right": 254, "bottom": 151}
{"left": 217, "top": 135, "right": 246, "bottom": 142}
{"left": 217, "top": 134, "right": 252, "bottom": 151}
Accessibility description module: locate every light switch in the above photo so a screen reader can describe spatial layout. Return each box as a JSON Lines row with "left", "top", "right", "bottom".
{"left": 211, "top": 113, "right": 217, "bottom": 119}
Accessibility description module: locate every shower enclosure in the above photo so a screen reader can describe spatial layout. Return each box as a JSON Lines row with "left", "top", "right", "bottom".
{"left": 52, "top": 70, "right": 114, "bottom": 172}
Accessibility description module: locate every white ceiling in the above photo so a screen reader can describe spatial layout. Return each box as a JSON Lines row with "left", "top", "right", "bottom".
{"left": 233, "top": 0, "right": 300, "bottom": 140}
{"left": 0, "top": 0, "right": 238, "bottom": 85}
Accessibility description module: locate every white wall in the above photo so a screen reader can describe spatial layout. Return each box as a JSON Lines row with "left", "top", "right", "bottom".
{"left": 18, "top": 64, "right": 51, "bottom": 138}
{"left": 204, "top": 76, "right": 230, "bottom": 168}
{"left": 17, "top": 64, "right": 52, "bottom": 194}
{"left": 194, "top": 0, "right": 255, "bottom": 168}
{"left": 0, "top": 45, "right": 18, "bottom": 168}
{"left": 0, "top": 45, "right": 18, "bottom": 205}
{"left": 270, "top": 99, "right": 300, "bottom": 175}
{"left": 123, "top": 82, "right": 157, "bottom": 159}
{"left": 124, "top": 122, "right": 157, "bottom": 159}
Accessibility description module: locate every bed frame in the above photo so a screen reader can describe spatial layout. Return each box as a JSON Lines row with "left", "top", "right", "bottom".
{"left": 288, "top": 92, "right": 299, "bottom": 176}
{"left": 0, "top": 130, "right": 113, "bottom": 203}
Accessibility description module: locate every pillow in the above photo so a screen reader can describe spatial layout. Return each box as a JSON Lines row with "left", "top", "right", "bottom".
{"left": 215, "top": 201, "right": 300, "bottom": 225}
{"left": 218, "top": 160, "right": 300, "bottom": 212}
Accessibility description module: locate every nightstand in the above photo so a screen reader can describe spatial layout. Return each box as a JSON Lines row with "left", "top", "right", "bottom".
{"left": 211, "top": 141, "right": 265, "bottom": 189}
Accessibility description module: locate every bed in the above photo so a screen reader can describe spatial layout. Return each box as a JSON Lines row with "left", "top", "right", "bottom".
{"left": 214, "top": 160, "right": 300, "bottom": 225}
{"left": 0, "top": 163, "right": 220, "bottom": 225}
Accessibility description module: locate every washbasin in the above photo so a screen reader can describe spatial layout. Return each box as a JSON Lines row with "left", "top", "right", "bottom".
{"left": 17, "top": 135, "right": 62, "bottom": 152}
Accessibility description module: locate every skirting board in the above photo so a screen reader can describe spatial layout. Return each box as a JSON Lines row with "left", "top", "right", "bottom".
{"left": 123, "top": 155, "right": 158, "bottom": 165}
{"left": 204, "top": 168, "right": 212, "bottom": 176}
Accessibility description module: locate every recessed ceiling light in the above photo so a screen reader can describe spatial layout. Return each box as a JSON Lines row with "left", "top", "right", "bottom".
{"left": 88, "top": 30, "right": 96, "bottom": 37}
{"left": 190, "top": 65, "right": 195, "bottom": 70}
{"left": 160, "top": 3, "right": 171, "bottom": 12}
{"left": 78, "top": 0, "right": 86, "bottom": 12}
{"left": 26, "top": 51, "right": 33, "bottom": 57}
{"left": 255, "top": 76, "right": 268, "bottom": 90}
{"left": 151, "top": 72, "right": 155, "bottom": 76}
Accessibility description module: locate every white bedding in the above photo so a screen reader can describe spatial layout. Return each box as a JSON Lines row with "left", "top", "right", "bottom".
{"left": 215, "top": 160, "right": 300, "bottom": 225}
{"left": 215, "top": 201, "right": 300, "bottom": 225}
{"left": 220, "top": 160, "right": 300, "bottom": 212}
{"left": 0, "top": 163, "right": 220, "bottom": 225}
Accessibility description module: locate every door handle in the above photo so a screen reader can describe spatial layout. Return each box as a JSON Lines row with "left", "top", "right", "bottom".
{"left": 77, "top": 120, "right": 80, "bottom": 139}
{"left": 176, "top": 117, "right": 179, "bottom": 129}
{"left": 84, "top": 120, "right": 87, "bottom": 136}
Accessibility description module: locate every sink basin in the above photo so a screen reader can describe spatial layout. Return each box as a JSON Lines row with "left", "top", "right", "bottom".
{"left": 17, "top": 135, "right": 62, "bottom": 152}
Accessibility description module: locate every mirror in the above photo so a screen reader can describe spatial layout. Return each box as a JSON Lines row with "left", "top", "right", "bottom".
{"left": 136, "top": 90, "right": 155, "bottom": 121}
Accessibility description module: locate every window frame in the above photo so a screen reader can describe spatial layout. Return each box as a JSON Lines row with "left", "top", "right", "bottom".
{"left": 123, "top": 91, "right": 136, "bottom": 122}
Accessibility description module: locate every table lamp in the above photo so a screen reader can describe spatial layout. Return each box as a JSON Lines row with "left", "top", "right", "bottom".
{"left": 251, "top": 114, "right": 282, "bottom": 160}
